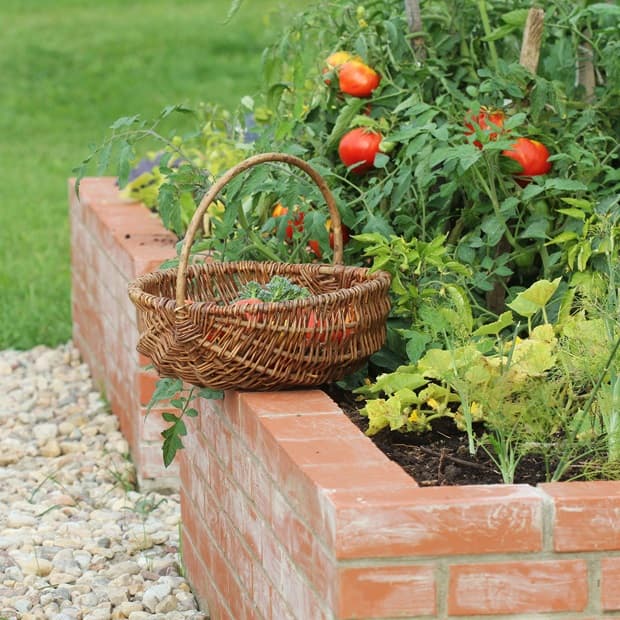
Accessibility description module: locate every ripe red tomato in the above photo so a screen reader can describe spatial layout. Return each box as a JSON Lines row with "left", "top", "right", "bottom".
{"left": 338, "top": 60, "right": 381, "bottom": 98}
{"left": 338, "top": 128, "right": 383, "bottom": 174}
{"left": 323, "top": 51, "right": 356, "bottom": 85}
{"left": 502, "top": 137, "right": 552, "bottom": 178}
{"left": 464, "top": 108, "right": 506, "bottom": 149}
{"left": 272, "top": 204, "right": 305, "bottom": 241}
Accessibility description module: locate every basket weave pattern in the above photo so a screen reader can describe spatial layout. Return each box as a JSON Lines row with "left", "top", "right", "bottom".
{"left": 128, "top": 153, "right": 391, "bottom": 391}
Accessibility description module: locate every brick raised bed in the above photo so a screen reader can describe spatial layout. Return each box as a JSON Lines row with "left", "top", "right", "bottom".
{"left": 70, "top": 178, "right": 620, "bottom": 619}
{"left": 69, "top": 177, "right": 179, "bottom": 488}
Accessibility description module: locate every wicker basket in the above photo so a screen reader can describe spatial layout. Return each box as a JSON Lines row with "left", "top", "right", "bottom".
{"left": 128, "top": 153, "right": 391, "bottom": 391}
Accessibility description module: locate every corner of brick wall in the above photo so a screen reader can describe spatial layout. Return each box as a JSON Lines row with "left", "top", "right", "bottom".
{"left": 180, "top": 389, "right": 620, "bottom": 619}
{"left": 68, "top": 177, "right": 179, "bottom": 488}
{"left": 70, "top": 177, "right": 620, "bottom": 618}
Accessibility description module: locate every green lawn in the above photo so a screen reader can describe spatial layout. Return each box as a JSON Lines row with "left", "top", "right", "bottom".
{"left": 0, "top": 0, "right": 303, "bottom": 349}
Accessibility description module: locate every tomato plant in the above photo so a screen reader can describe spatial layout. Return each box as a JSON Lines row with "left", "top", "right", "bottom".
{"left": 89, "top": 0, "right": 620, "bottom": 478}
{"left": 338, "top": 128, "right": 383, "bottom": 174}
{"left": 337, "top": 60, "right": 381, "bottom": 98}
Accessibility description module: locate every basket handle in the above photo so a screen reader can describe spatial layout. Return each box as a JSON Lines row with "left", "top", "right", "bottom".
{"left": 175, "top": 152, "right": 344, "bottom": 309}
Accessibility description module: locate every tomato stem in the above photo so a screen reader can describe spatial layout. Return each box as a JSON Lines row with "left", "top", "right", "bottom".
{"left": 236, "top": 203, "right": 282, "bottom": 262}
{"left": 472, "top": 164, "right": 521, "bottom": 251}
{"left": 476, "top": 0, "right": 499, "bottom": 73}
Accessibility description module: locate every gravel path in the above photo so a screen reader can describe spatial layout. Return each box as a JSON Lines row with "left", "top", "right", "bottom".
{"left": 0, "top": 343, "right": 208, "bottom": 620}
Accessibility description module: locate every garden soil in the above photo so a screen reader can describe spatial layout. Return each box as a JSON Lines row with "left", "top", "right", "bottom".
{"left": 325, "top": 384, "right": 558, "bottom": 487}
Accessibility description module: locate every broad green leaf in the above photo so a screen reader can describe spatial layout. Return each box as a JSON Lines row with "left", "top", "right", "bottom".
{"left": 147, "top": 378, "right": 184, "bottom": 413}
{"left": 503, "top": 112, "right": 528, "bottom": 130}
{"left": 560, "top": 197, "right": 593, "bottom": 212}
{"left": 402, "top": 330, "right": 431, "bottom": 363}
{"left": 557, "top": 207, "right": 586, "bottom": 221}
{"left": 162, "top": 432, "right": 184, "bottom": 468}
{"left": 501, "top": 9, "right": 529, "bottom": 26}
{"left": 198, "top": 387, "right": 224, "bottom": 400}
{"left": 361, "top": 397, "right": 403, "bottom": 435}
{"left": 577, "top": 241, "right": 593, "bottom": 271}
{"left": 510, "top": 333, "right": 556, "bottom": 378}
{"left": 507, "top": 278, "right": 561, "bottom": 318}
{"left": 519, "top": 218, "right": 549, "bottom": 239}
{"left": 158, "top": 183, "right": 184, "bottom": 236}
{"left": 110, "top": 115, "right": 140, "bottom": 130}
{"left": 365, "top": 368, "right": 427, "bottom": 396}
{"left": 418, "top": 348, "right": 454, "bottom": 379}
{"left": 373, "top": 153, "right": 390, "bottom": 168}
{"left": 521, "top": 183, "right": 545, "bottom": 200}
{"left": 543, "top": 178, "right": 588, "bottom": 192}
{"left": 483, "top": 24, "right": 516, "bottom": 41}
{"left": 481, "top": 215, "right": 505, "bottom": 245}
{"left": 326, "top": 98, "right": 365, "bottom": 150}
{"left": 548, "top": 231, "right": 579, "bottom": 246}
{"left": 117, "top": 141, "right": 134, "bottom": 189}
{"left": 361, "top": 213, "right": 396, "bottom": 237}
{"left": 96, "top": 141, "right": 113, "bottom": 176}
{"left": 473, "top": 310, "right": 514, "bottom": 337}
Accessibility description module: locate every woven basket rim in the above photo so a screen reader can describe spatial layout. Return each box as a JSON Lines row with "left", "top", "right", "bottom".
{"left": 128, "top": 260, "right": 390, "bottom": 313}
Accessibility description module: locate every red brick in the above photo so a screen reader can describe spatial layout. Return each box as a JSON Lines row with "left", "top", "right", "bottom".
{"left": 301, "top": 460, "right": 417, "bottom": 491}
{"left": 269, "top": 590, "right": 297, "bottom": 620}
{"left": 259, "top": 411, "right": 363, "bottom": 441}
{"left": 337, "top": 565, "right": 436, "bottom": 618}
{"left": 602, "top": 557, "right": 620, "bottom": 610}
{"left": 230, "top": 438, "right": 273, "bottom": 520}
{"left": 261, "top": 532, "right": 330, "bottom": 619}
{"left": 541, "top": 481, "right": 620, "bottom": 551}
{"left": 278, "top": 436, "right": 385, "bottom": 468}
{"left": 269, "top": 489, "right": 336, "bottom": 600}
{"left": 138, "top": 443, "right": 178, "bottom": 479}
{"left": 180, "top": 528, "right": 211, "bottom": 612}
{"left": 448, "top": 560, "right": 588, "bottom": 615}
{"left": 137, "top": 370, "right": 160, "bottom": 406}
{"left": 330, "top": 485, "right": 543, "bottom": 559}
{"left": 239, "top": 389, "right": 341, "bottom": 417}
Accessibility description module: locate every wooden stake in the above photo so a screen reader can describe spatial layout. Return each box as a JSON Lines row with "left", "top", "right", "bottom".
{"left": 577, "top": 29, "right": 596, "bottom": 103}
{"left": 404, "top": 0, "right": 426, "bottom": 60}
{"left": 519, "top": 8, "right": 545, "bottom": 74}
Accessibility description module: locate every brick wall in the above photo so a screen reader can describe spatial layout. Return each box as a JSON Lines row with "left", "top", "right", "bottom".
{"left": 69, "top": 177, "right": 179, "bottom": 488}
{"left": 71, "top": 178, "right": 620, "bottom": 618}
{"left": 180, "top": 390, "right": 620, "bottom": 619}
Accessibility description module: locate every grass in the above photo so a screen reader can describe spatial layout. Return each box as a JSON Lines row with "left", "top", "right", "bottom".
{"left": 0, "top": 0, "right": 304, "bottom": 349}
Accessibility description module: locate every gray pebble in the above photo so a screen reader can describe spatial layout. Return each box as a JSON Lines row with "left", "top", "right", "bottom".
{"left": 0, "top": 344, "right": 204, "bottom": 618}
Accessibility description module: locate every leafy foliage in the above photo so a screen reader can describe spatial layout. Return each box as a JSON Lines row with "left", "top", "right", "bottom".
{"left": 82, "top": 0, "right": 620, "bottom": 480}
{"left": 146, "top": 378, "right": 223, "bottom": 467}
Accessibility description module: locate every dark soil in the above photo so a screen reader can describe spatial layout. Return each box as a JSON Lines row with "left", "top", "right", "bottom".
{"left": 324, "top": 385, "right": 553, "bottom": 487}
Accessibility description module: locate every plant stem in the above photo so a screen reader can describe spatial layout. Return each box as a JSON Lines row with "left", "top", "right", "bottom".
{"left": 472, "top": 166, "right": 520, "bottom": 250}
{"left": 235, "top": 202, "right": 282, "bottom": 262}
{"left": 553, "top": 335, "right": 620, "bottom": 481}
{"left": 476, "top": 0, "right": 499, "bottom": 72}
